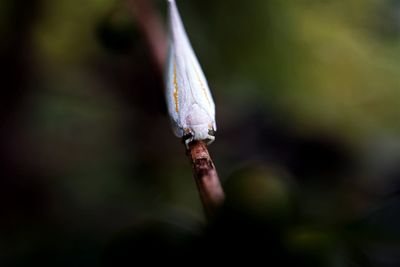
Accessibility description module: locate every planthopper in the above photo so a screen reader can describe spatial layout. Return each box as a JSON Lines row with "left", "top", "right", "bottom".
{"left": 164, "top": 0, "right": 216, "bottom": 148}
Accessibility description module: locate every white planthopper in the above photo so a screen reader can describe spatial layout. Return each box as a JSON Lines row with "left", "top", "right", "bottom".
{"left": 165, "top": 0, "right": 216, "bottom": 148}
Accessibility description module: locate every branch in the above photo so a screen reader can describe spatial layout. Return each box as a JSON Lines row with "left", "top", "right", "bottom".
{"left": 126, "top": 0, "right": 167, "bottom": 73}
{"left": 127, "top": 0, "right": 225, "bottom": 219}
{"left": 187, "top": 141, "right": 224, "bottom": 219}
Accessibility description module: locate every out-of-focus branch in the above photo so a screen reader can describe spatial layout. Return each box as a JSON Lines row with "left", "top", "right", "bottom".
{"left": 126, "top": 0, "right": 167, "bottom": 72}
{"left": 126, "top": 0, "right": 224, "bottom": 219}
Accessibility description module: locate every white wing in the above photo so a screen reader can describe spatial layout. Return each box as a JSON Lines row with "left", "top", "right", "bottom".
{"left": 165, "top": 43, "right": 191, "bottom": 136}
{"left": 165, "top": 0, "right": 216, "bottom": 134}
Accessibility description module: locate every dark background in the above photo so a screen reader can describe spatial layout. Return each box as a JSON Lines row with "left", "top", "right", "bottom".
{"left": 1, "top": 0, "right": 400, "bottom": 266}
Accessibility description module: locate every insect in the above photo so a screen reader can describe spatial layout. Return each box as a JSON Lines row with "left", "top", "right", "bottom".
{"left": 165, "top": 0, "right": 216, "bottom": 148}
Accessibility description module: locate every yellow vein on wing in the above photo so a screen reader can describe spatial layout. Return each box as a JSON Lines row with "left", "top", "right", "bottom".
{"left": 192, "top": 60, "right": 211, "bottom": 106}
{"left": 173, "top": 60, "right": 179, "bottom": 113}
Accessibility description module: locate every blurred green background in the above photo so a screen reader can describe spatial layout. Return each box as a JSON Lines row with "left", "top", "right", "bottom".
{"left": 1, "top": 0, "right": 400, "bottom": 266}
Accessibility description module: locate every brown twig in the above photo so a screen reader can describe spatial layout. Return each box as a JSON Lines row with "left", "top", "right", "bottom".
{"left": 187, "top": 141, "right": 224, "bottom": 219}
{"left": 126, "top": 0, "right": 167, "bottom": 73}
{"left": 127, "top": 0, "right": 225, "bottom": 219}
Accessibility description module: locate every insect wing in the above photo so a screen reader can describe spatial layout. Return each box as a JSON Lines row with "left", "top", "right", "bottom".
{"left": 167, "top": 0, "right": 216, "bottom": 125}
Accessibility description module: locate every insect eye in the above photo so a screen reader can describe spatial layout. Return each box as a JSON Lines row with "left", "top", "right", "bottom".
{"left": 183, "top": 132, "right": 194, "bottom": 142}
